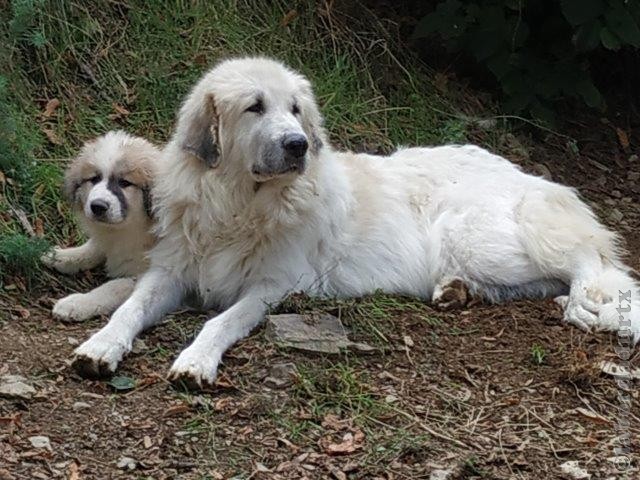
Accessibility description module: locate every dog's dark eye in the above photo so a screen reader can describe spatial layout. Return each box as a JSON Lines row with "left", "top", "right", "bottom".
{"left": 118, "top": 179, "right": 134, "bottom": 188}
{"left": 292, "top": 104, "right": 300, "bottom": 115}
{"left": 87, "top": 175, "right": 101, "bottom": 185}
{"left": 245, "top": 99, "right": 264, "bottom": 114}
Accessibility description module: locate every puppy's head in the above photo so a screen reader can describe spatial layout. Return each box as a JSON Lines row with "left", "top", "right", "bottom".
{"left": 64, "top": 131, "right": 159, "bottom": 227}
{"left": 177, "top": 57, "right": 326, "bottom": 183}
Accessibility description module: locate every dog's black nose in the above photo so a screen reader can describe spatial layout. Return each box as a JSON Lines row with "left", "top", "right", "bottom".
{"left": 282, "top": 134, "right": 308, "bottom": 158}
{"left": 90, "top": 199, "right": 109, "bottom": 216}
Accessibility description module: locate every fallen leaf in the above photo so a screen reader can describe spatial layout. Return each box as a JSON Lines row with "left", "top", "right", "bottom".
{"left": 34, "top": 218, "right": 44, "bottom": 237}
{"left": 42, "top": 98, "right": 60, "bottom": 118}
{"left": 112, "top": 103, "right": 130, "bottom": 116}
{"left": 42, "top": 128, "right": 62, "bottom": 145}
{"left": 281, "top": 9, "right": 298, "bottom": 26}
{"left": 108, "top": 376, "right": 136, "bottom": 391}
{"left": 574, "top": 407, "right": 610, "bottom": 425}
{"left": 68, "top": 461, "right": 80, "bottom": 480}
{"left": 616, "top": 127, "right": 630, "bottom": 150}
{"left": 321, "top": 429, "right": 365, "bottom": 456}
{"left": 163, "top": 403, "right": 190, "bottom": 417}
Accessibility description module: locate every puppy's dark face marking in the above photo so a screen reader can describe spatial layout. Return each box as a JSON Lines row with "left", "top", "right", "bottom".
{"left": 106, "top": 176, "right": 129, "bottom": 218}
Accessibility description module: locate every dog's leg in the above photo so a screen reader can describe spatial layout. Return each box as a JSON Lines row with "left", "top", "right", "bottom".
{"left": 41, "top": 239, "right": 105, "bottom": 274}
{"left": 168, "top": 282, "right": 286, "bottom": 389}
{"left": 72, "top": 268, "right": 185, "bottom": 377}
{"left": 52, "top": 277, "right": 136, "bottom": 322}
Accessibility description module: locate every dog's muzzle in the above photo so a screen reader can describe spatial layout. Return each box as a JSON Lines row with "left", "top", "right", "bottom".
{"left": 253, "top": 133, "right": 309, "bottom": 179}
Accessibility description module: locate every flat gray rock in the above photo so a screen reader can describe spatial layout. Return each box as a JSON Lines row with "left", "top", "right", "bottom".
{"left": 265, "top": 314, "right": 373, "bottom": 354}
{"left": 0, "top": 375, "right": 36, "bottom": 400}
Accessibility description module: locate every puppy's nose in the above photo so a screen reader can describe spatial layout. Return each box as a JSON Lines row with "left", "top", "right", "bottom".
{"left": 90, "top": 199, "right": 109, "bottom": 216}
{"left": 282, "top": 134, "right": 308, "bottom": 158}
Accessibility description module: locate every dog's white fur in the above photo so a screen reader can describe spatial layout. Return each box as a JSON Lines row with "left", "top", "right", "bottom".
{"left": 43, "top": 131, "right": 158, "bottom": 321}
{"left": 73, "top": 58, "right": 639, "bottom": 385}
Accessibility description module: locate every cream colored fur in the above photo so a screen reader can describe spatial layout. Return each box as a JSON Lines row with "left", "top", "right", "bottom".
{"left": 72, "top": 58, "right": 639, "bottom": 386}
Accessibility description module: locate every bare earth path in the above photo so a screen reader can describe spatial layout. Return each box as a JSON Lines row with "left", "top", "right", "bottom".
{"left": 1, "top": 131, "right": 639, "bottom": 479}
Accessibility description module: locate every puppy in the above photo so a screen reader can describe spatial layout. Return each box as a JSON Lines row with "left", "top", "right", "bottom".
{"left": 43, "top": 131, "right": 159, "bottom": 321}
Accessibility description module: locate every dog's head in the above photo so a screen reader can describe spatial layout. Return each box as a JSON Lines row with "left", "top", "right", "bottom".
{"left": 177, "top": 57, "right": 326, "bottom": 183}
{"left": 64, "top": 131, "right": 159, "bottom": 227}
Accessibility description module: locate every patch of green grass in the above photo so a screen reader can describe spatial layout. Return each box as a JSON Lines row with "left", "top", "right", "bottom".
{"left": 294, "top": 360, "right": 387, "bottom": 420}
{"left": 0, "top": 233, "right": 50, "bottom": 285}
{"left": 531, "top": 343, "right": 547, "bottom": 365}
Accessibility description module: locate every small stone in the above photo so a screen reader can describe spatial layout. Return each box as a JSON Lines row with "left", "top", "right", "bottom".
{"left": 0, "top": 375, "right": 36, "bottom": 400}
{"left": 264, "top": 362, "right": 297, "bottom": 389}
{"left": 533, "top": 163, "right": 553, "bottom": 180}
{"left": 430, "top": 470, "right": 454, "bottom": 480}
{"left": 609, "top": 208, "right": 624, "bottom": 223}
{"left": 72, "top": 401, "right": 92, "bottom": 411}
{"left": 560, "top": 460, "right": 590, "bottom": 479}
{"left": 384, "top": 395, "right": 398, "bottom": 404}
{"left": 265, "top": 314, "right": 372, "bottom": 354}
{"left": 131, "top": 339, "right": 147, "bottom": 354}
{"left": 67, "top": 337, "right": 80, "bottom": 346}
{"left": 117, "top": 457, "right": 137, "bottom": 470}
{"left": 403, "top": 335, "right": 414, "bottom": 348}
{"left": 29, "top": 436, "right": 52, "bottom": 451}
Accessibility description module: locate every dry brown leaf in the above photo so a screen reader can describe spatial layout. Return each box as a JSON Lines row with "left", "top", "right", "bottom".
{"left": 42, "top": 128, "right": 62, "bottom": 145}
{"left": 574, "top": 407, "right": 610, "bottom": 425}
{"left": 67, "top": 461, "right": 80, "bottom": 480}
{"left": 281, "top": 9, "right": 298, "bottom": 27}
{"left": 321, "top": 413, "right": 348, "bottom": 431}
{"left": 34, "top": 218, "right": 44, "bottom": 237}
{"left": 163, "top": 404, "right": 190, "bottom": 417}
{"left": 14, "top": 307, "right": 30, "bottom": 319}
{"left": 322, "top": 430, "right": 365, "bottom": 456}
{"left": 43, "top": 98, "right": 60, "bottom": 118}
{"left": 112, "top": 103, "right": 130, "bottom": 116}
{"left": 616, "top": 127, "right": 630, "bottom": 150}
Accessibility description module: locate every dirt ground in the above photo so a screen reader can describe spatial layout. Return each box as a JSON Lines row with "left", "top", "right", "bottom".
{"left": 1, "top": 122, "right": 639, "bottom": 479}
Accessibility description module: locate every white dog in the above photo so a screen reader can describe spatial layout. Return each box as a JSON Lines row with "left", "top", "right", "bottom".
{"left": 43, "top": 131, "right": 159, "bottom": 321}
{"left": 72, "top": 57, "right": 639, "bottom": 387}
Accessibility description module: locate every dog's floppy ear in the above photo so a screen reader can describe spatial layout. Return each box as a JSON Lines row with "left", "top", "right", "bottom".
{"left": 63, "top": 157, "right": 83, "bottom": 204}
{"left": 180, "top": 93, "right": 221, "bottom": 168}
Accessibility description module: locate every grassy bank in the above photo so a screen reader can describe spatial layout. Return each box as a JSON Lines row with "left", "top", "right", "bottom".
{"left": 0, "top": 0, "right": 481, "bottom": 286}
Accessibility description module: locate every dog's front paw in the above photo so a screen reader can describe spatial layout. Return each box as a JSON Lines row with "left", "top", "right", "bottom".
{"left": 41, "top": 248, "right": 80, "bottom": 274}
{"left": 53, "top": 294, "right": 98, "bottom": 322}
{"left": 168, "top": 348, "right": 220, "bottom": 390}
{"left": 72, "top": 331, "right": 130, "bottom": 378}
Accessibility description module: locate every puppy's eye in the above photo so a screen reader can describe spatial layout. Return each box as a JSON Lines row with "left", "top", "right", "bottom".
{"left": 87, "top": 175, "right": 101, "bottom": 185}
{"left": 292, "top": 104, "right": 300, "bottom": 115}
{"left": 118, "top": 179, "right": 134, "bottom": 188}
{"left": 245, "top": 100, "right": 264, "bottom": 114}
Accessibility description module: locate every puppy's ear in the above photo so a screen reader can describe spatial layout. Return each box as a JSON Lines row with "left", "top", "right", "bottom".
{"left": 141, "top": 185, "right": 153, "bottom": 218}
{"left": 180, "top": 93, "right": 221, "bottom": 168}
{"left": 63, "top": 157, "right": 83, "bottom": 203}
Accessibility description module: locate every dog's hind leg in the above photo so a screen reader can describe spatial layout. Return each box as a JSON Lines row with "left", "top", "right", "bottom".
{"left": 517, "top": 185, "right": 640, "bottom": 342}
{"left": 52, "top": 277, "right": 136, "bottom": 322}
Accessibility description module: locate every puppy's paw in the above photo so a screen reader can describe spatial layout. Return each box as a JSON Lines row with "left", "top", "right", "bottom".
{"left": 53, "top": 294, "right": 99, "bottom": 322}
{"left": 72, "top": 332, "right": 129, "bottom": 379}
{"left": 168, "top": 349, "right": 219, "bottom": 390}
{"left": 41, "top": 248, "right": 82, "bottom": 274}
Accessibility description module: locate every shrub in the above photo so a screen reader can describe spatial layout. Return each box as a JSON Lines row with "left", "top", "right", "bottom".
{"left": 413, "top": 0, "right": 640, "bottom": 121}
